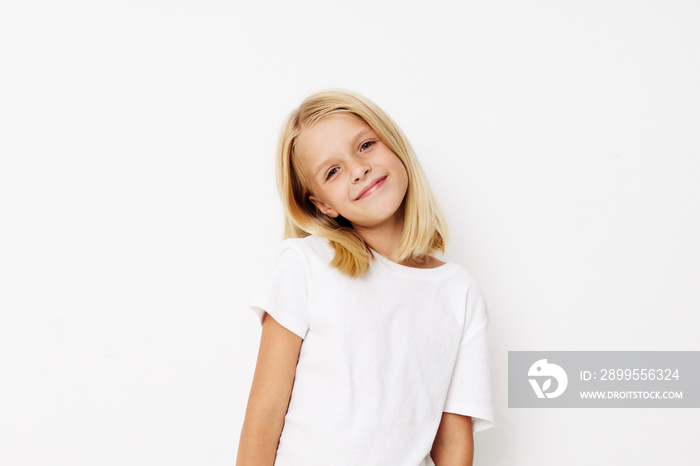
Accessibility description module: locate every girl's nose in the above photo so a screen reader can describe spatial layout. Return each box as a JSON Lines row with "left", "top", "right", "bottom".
{"left": 350, "top": 158, "right": 371, "bottom": 182}
{"left": 353, "top": 168, "right": 370, "bottom": 182}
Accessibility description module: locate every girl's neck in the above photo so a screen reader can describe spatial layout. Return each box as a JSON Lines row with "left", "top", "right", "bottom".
{"left": 352, "top": 209, "right": 405, "bottom": 263}
{"left": 351, "top": 208, "right": 446, "bottom": 269}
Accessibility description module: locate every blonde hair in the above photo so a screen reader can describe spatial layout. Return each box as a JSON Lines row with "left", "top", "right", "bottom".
{"left": 276, "top": 89, "right": 449, "bottom": 277}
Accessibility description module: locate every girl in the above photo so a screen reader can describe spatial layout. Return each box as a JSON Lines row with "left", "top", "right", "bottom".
{"left": 236, "top": 90, "right": 495, "bottom": 466}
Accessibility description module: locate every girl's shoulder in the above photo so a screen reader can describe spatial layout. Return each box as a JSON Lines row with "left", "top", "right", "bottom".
{"left": 421, "top": 256, "right": 483, "bottom": 293}
{"left": 280, "top": 234, "right": 331, "bottom": 251}
{"left": 278, "top": 234, "right": 334, "bottom": 264}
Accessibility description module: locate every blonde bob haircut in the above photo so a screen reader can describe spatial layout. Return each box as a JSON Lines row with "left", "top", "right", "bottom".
{"left": 276, "top": 89, "right": 449, "bottom": 278}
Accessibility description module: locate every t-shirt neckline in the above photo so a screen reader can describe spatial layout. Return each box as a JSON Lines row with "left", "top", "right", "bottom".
{"left": 368, "top": 247, "right": 460, "bottom": 279}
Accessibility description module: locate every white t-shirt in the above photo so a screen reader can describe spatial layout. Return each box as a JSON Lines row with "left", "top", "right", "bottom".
{"left": 250, "top": 235, "right": 495, "bottom": 466}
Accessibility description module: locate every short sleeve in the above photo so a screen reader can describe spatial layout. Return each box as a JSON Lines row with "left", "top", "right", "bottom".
{"left": 443, "top": 283, "right": 495, "bottom": 433}
{"left": 249, "top": 244, "right": 310, "bottom": 340}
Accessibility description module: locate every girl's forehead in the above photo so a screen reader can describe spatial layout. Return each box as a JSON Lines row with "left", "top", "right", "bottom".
{"left": 298, "top": 114, "right": 370, "bottom": 149}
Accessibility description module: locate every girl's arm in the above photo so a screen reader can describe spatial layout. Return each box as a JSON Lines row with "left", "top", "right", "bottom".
{"left": 236, "top": 313, "right": 303, "bottom": 466}
{"left": 430, "top": 412, "right": 474, "bottom": 466}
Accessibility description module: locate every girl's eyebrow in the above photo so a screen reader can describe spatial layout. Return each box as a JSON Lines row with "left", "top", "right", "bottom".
{"left": 312, "top": 128, "right": 375, "bottom": 177}
{"left": 354, "top": 128, "right": 375, "bottom": 143}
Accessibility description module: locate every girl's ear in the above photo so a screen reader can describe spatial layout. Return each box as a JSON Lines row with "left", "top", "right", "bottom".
{"left": 308, "top": 195, "right": 339, "bottom": 218}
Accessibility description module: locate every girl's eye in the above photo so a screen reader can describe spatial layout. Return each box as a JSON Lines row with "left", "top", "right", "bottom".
{"left": 326, "top": 167, "right": 339, "bottom": 180}
{"left": 360, "top": 141, "right": 374, "bottom": 152}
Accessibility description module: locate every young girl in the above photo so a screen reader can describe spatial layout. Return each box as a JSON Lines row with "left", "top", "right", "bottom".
{"left": 236, "top": 90, "right": 495, "bottom": 466}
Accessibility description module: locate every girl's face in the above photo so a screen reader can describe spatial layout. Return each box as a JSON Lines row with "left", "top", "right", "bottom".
{"left": 295, "top": 113, "right": 409, "bottom": 231}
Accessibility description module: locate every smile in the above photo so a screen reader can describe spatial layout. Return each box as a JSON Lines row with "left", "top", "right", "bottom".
{"left": 355, "top": 176, "right": 388, "bottom": 201}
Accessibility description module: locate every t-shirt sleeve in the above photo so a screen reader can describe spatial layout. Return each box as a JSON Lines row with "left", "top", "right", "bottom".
{"left": 249, "top": 244, "right": 310, "bottom": 340}
{"left": 443, "top": 282, "right": 495, "bottom": 433}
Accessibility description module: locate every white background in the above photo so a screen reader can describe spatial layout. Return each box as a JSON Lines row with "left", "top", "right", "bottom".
{"left": 1, "top": 1, "right": 698, "bottom": 465}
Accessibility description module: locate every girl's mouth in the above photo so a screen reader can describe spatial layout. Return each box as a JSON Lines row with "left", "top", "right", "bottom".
{"left": 355, "top": 175, "right": 388, "bottom": 200}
